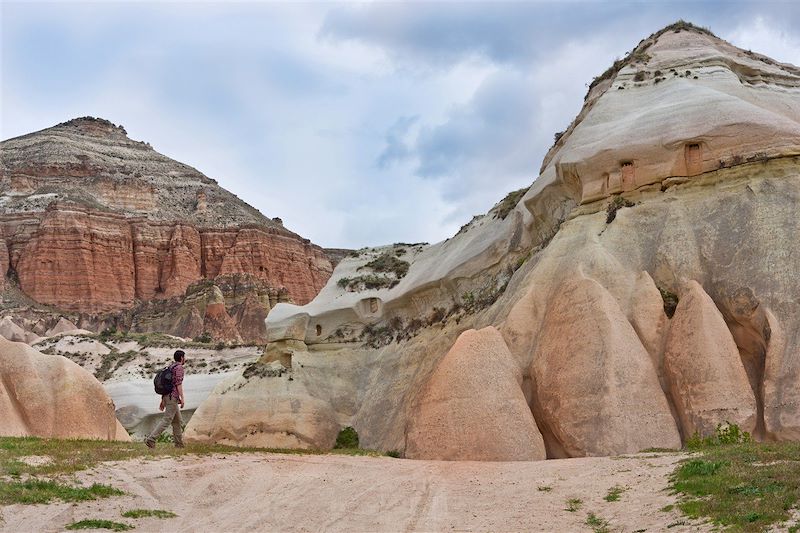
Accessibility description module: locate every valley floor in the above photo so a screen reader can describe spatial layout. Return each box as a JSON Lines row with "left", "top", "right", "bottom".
{"left": 1, "top": 451, "right": 708, "bottom": 532}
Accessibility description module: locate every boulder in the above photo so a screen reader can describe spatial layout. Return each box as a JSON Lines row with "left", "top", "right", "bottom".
{"left": 531, "top": 275, "right": 681, "bottom": 456}
{"left": 663, "top": 281, "right": 757, "bottom": 437}
{"left": 0, "top": 336, "right": 129, "bottom": 441}
{"left": 184, "top": 372, "right": 338, "bottom": 449}
{"left": 406, "top": 327, "right": 546, "bottom": 461}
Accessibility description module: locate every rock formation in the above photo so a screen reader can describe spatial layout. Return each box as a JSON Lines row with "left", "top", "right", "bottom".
{"left": 531, "top": 275, "right": 681, "bottom": 457}
{"left": 406, "top": 327, "right": 546, "bottom": 461}
{"left": 664, "top": 281, "right": 758, "bottom": 437}
{"left": 187, "top": 22, "right": 800, "bottom": 458}
{"left": 0, "top": 336, "right": 129, "bottom": 441}
{"left": 0, "top": 118, "right": 333, "bottom": 341}
{"left": 184, "top": 365, "right": 340, "bottom": 449}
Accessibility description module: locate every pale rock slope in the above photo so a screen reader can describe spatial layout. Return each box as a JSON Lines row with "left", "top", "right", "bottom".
{"left": 0, "top": 336, "right": 129, "bottom": 441}
{"left": 187, "top": 23, "right": 800, "bottom": 458}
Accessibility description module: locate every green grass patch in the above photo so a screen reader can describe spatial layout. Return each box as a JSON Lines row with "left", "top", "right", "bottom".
{"left": 564, "top": 497, "right": 582, "bottom": 512}
{"left": 121, "top": 509, "right": 176, "bottom": 519}
{"left": 66, "top": 519, "right": 132, "bottom": 531}
{"left": 0, "top": 479, "right": 122, "bottom": 505}
{"left": 670, "top": 440, "right": 800, "bottom": 531}
{"left": 585, "top": 512, "right": 611, "bottom": 533}
{"left": 0, "top": 436, "right": 390, "bottom": 481}
{"left": 604, "top": 485, "right": 626, "bottom": 502}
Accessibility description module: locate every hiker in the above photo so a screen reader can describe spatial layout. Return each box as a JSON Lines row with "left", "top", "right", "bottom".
{"left": 145, "top": 350, "right": 186, "bottom": 448}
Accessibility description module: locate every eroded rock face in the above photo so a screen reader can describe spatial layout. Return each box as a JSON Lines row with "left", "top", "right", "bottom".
{"left": 0, "top": 117, "right": 333, "bottom": 315}
{"left": 0, "top": 317, "right": 40, "bottom": 344}
{"left": 0, "top": 336, "right": 129, "bottom": 440}
{"left": 45, "top": 317, "right": 79, "bottom": 337}
{"left": 664, "top": 281, "right": 757, "bottom": 437}
{"left": 184, "top": 372, "right": 339, "bottom": 449}
{"left": 406, "top": 327, "right": 546, "bottom": 461}
{"left": 531, "top": 276, "right": 681, "bottom": 456}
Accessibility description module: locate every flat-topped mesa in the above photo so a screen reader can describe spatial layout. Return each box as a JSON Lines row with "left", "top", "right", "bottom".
{"left": 541, "top": 23, "right": 800, "bottom": 204}
{"left": 0, "top": 117, "right": 333, "bottom": 324}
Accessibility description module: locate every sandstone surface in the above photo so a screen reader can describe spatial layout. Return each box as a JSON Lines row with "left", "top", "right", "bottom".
{"left": 531, "top": 275, "right": 681, "bottom": 456}
{"left": 45, "top": 317, "right": 79, "bottom": 337}
{"left": 0, "top": 336, "right": 129, "bottom": 440}
{"left": 184, "top": 370, "right": 340, "bottom": 449}
{"left": 0, "top": 317, "right": 40, "bottom": 344}
{"left": 406, "top": 327, "right": 546, "bottom": 461}
{"left": 663, "top": 281, "right": 758, "bottom": 437}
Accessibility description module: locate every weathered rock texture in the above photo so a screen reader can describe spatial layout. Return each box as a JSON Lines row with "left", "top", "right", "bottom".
{"left": 405, "top": 327, "right": 546, "bottom": 461}
{"left": 0, "top": 336, "right": 129, "bottom": 440}
{"left": 184, "top": 368, "right": 339, "bottom": 449}
{"left": 0, "top": 118, "right": 333, "bottom": 336}
{"left": 531, "top": 276, "right": 681, "bottom": 457}
{"left": 664, "top": 281, "right": 758, "bottom": 437}
{"left": 173, "top": 24, "right": 800, "bottom": 458}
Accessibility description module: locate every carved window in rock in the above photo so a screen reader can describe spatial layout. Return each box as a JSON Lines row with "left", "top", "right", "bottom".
{"left": 369, "top": 298, "right": 379, "bottom": 314}
{"left": 621, "top": 161, "right": 635, "bottom": 191}
{"left": 685, "top": 143, "right": 702, "bottom": 176}
{"left": 316, "top": 324, "right": 322, "bottom": 336}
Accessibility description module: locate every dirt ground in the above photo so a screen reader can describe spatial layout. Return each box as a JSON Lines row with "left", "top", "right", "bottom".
{"left": 1, "top": 451, "right": 710, "bottom": 532}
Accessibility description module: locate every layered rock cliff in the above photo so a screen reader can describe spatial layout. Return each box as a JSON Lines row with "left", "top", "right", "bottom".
{"left": 0, "top": 117, "right": 333, "bottom": 341}
{"left": 186, "top": 22, "right": 800, "bottom": 458}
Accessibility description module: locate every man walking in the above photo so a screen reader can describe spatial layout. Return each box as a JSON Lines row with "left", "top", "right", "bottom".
{"left": 145, "top": 350, "right": 186, "bottom": 448}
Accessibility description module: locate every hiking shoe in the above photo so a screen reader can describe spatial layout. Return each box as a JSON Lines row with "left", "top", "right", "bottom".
{"left": 145, "top": 439, "right": 155, "bottom": 449}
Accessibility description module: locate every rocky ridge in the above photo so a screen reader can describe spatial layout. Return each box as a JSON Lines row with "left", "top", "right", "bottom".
{"left": 0, "top": 117, "right": 333, "bottom": 342}
{"left": 185, "top": 22, "right": 800, "bottom": 459}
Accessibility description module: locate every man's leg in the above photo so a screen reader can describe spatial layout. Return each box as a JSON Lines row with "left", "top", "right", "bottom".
{"left": 145, "top": 398, "right": 178, "bottom": 447}
{"left": 172, "top": 406, "right": 184, "bottom": 448}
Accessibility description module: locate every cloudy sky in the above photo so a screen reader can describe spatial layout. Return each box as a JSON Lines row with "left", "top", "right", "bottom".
{"left": 3, "top": 1, "right": 799, "bottom": 248}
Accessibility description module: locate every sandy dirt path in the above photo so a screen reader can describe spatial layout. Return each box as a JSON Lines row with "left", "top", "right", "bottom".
{"left": 1, "top": 451, "right": 708, "bottom": 532}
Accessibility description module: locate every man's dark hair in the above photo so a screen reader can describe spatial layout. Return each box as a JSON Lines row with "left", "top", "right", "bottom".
{"left": 174, "top": 350, "right": 186, "bottom": 362}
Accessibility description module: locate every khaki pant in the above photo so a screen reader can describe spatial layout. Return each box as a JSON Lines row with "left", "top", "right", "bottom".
{"left": 146, "top": 396, "right": 184, "bottom": 446}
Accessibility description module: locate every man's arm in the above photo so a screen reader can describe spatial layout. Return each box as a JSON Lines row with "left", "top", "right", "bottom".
{"left": 177, "top": 383, "right": 185, "bottom": 408}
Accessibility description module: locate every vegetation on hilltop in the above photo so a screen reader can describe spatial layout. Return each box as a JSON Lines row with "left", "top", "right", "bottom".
{"left": 586, "top": 20, "right": 716, "bottom": 97}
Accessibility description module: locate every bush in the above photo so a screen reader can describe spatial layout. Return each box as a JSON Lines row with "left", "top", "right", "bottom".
{"left": 658, "top": 287, "right": 679, "bottom": 318}
{"left": 360, "top": 253, "right": 410, "bottom": 279}
{"left": 492, "top": 188, "right": 528, "bottom": 220}
{"left": 605, "top": 195, "right": 634, "bottom": 224}
{"left": 686, "top": 421, "right": 751, "bottom": 449}
{"left": 334, "top": 427, "right": 359, "bottom": 449}
{"left": 193, "top": 332, "right": 212, "bottom": 343}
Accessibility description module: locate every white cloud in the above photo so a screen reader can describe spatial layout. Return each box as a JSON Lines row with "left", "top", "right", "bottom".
{"left": 728, "top": 15, "right": 800, "bottom": 66}
{"left": 3, "top": 3, "right": 799, "bottom": 249}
